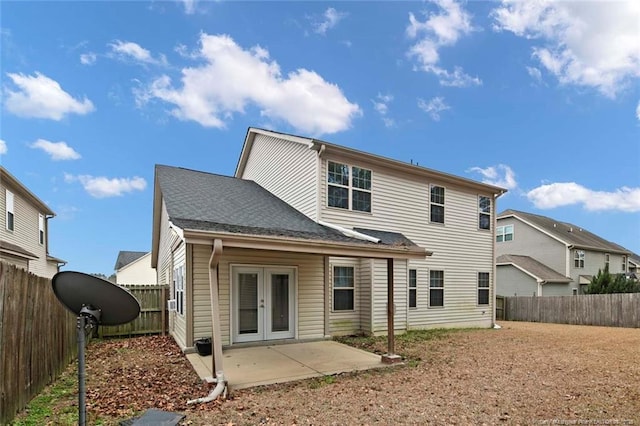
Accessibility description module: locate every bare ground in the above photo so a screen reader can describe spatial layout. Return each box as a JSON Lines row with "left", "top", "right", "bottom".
{"left": 20, "top": 322, "right": 640, "bottom": 425}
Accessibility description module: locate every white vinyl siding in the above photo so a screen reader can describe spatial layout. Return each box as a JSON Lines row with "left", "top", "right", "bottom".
{"left": 240, "top": 134, "right": 318, "bottom": 220}
{"left": 191, "top": 246, "right": 325, "bottom": 347}
{"left": 371, "top": 258, "right": 407, "bottom": 334}
{"left": 115, "top": 253, "right": 157, "bottom": 285}
{"left": 321, "top": 157, "right": 495, "bottom": 329}
{"left": 0, "top": 184, "right": 52, "bottom": 278}
{"left": 328, "top": 258, "right": 360, "bottom": 335}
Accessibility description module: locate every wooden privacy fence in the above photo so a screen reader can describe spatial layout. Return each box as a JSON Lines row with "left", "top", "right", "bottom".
{"left": 504, "top": 294, "right": 640, "bottom": 328}
{"left": 99, "top": 284, "right": 169, "bottom": 337}
{"left": 0, "top": 262, "right": 77, "bottom": 425}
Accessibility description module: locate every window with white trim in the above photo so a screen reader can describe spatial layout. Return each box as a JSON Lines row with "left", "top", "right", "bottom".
{"left": 496, "top": 225, "right": 514, "bottom": 242}
{"left": 409, "top": 269, "right": 417, "bottom": 308}
{"left": 327, "top": 161, "right": 371, "bottom": 212}
{"left": 478, "top": 196, "right": 491, "bottom": 230}
{"left": 429, "top": 270, "right": 444, "bottom": 307}
{"left": 6, "top": 189, "right": 14, "bottom": 231}
{"left": 622, "top": 255, "right": 627, "bottom": 272}
{"left": 574, "top": 250, "right": 585, "bottom": 268}
{"left": 333, "top": 266, "right": 355, "bottom": 311}
{"left": 605, "top": 253, "right": 610, "bottom": 270}
{"left": 39, "top": 214, "right": 45, "bottom": 245}
{"left": 478, "top": 272, "right": 490, "bottom": 305}
{"left": 173, "top": 265, "right": 185, "bottom": 315}
{"left": 430, "top": 185, "right": 445, "bottom": 224}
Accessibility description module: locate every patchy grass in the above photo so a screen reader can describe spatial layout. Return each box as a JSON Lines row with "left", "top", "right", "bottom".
{"left": 335, "top": 327, "right": 477, "bottom": 362}
{"left": 11, "top": 366, "right": 78, "bottom": 426}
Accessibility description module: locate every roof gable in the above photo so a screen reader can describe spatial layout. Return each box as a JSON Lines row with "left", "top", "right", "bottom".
{"left": 498, "top": 209, "right": 629, "bottom": 254}
{"left": 497, "top": 254, "right": 571, "bottom": 283}
{"left": 115, "top": 251, "right": 148, "bottom": 270}
{"left": 1, "top": 166, "right": 55, "bottom": 216}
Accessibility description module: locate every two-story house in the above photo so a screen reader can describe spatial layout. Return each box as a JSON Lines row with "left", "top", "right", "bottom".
{"left": 114, "top": 251, "right": 157, "bottom": 285}
{"left": 0, "top": 166, "right": 65, "bottom": 278}
{"left": 151, "top": 127, "right": 505, "bottom": 355}
{"left": 495, "top": 209, "right": 632, "bottom": 296}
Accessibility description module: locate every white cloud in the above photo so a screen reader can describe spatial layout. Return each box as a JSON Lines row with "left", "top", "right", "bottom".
{"left": 0, "top": 139, "right": 6, "bottom": 155}
{"left": 527, "top": 66, "right": 543, "bottom": 83}
{"left": 406, "top": 0, "right": 481, "bottom": 87}
{"left": 109, "top": 40, "right": 167, "bottom": 66}
{"left": 372, "top": 93, "right": 394, "bottom": 127}
{"left": 137, "top": 33, "right": 361, "bottom": 135}
{"left": 417, "top": 96, "right": 450, "bottom": 121}
{"left": 312, "top": 7, "right": 348, "bottom": 35}
{"left": 468, "top": 164, "right": 518, "bottom": 190}
{"left": 181, "top": 0, "right": 197, "bottom": 14}
{"left": 527, "top": 182, "right": 640, "bottom": 212}
{"left": 30, "top": 139, "right": 81, "bottom": 161}
{"left": 3, "top": 72, "right": 95, "bottom": 120}
{"left": 636, "top": 100, "right": 640, "bottom": 121}
{"left": 64, "top": 173, "right": 147, "bottom": 198}
{"left": 80, "top": 52, "right": 97, "bottom": 65}
{"left": 492, "top": 1, "right": 640, "bottom": 98}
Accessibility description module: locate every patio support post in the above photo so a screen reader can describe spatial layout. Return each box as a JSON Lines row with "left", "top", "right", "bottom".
{"left": 382, "top": 258, "right": 401, "bottom": 363}
{"left": 208, "top": 239, "right": 224, "bottom": 374}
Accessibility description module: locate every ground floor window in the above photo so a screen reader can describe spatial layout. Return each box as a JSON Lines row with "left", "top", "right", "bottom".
{"left": 478, "top": 272, "right": 490, "bottom": 305}
{"left": 429, "top": 270, "right": 444, "bottom": 307}
{"left": 409, "top": 269, "right": 417, "bottom": 308}
{"left": 333, "top": 265, "right": 354, "bottom": 311}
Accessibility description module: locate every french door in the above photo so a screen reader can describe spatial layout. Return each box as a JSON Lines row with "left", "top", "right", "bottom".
{"left": 232, "top": 267, "right": 295, "bottom": 343}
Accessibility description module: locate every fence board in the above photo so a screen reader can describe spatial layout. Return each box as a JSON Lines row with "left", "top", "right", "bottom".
{"left": 0, "top": 262, "right": 77, "bottom": 425}
{"left": 99, "top": 284, "right": 169, "bottom": 337}
{"left": 504, "top": 294, "right": 640, "bottom": 328}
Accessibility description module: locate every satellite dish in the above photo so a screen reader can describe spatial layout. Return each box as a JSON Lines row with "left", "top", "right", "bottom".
{"left": 52, "top": 271, "right": 140, "bottom": 426}
{"left": 52, "top": 271, "right": 140, "bottom": 325}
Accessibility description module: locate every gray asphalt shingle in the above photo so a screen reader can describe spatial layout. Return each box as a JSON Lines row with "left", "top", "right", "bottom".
{"left": 497, "top": 254, "right": 571, "bottom": 282}
{"left": 156, "top": 165, "right": 413, "bottom": 247}
{"left": 114, "top": 251, "right": 148, "bottom": 270}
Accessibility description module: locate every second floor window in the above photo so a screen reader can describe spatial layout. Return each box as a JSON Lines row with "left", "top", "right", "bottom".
{"left": 605, "top": 253, "right": 610, "bottom": 270}
{"left": 622, "top": 255, "right": 627, "bottom": 272}
{"left": 430, "top": 185, "right": 445, "bottom": 224}
{"left": 496, "top": 225, "right": 514, "bottom": 242}
{"left": 478, "top": 196, "right": 491, "bottom": 230}
{"left": 574, "top": 250, "right": 585, "bottom": 268}
{"left": 327, "top": 161, "right": 371, "bottom": 212}
{"left": 6, "top": 189, "right": 14, "bottom": 231}
{"left": 38, "top": 214, "right": 45, "bottom": 245}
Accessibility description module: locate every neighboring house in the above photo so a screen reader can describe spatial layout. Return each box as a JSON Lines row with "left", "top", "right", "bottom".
{"left": 496, "top": 209, "right": 632, "bottom": 296}
{"left": 114, "top": 251, "right": 156, "bottom": 285}
{"left": 0, "top": 166, "right": 65, "bottom": 278}
{"left": 151, "top": 127, "right": 506, "bottom": 354}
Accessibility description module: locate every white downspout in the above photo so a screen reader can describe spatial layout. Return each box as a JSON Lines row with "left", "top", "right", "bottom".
{"left": 188, "top": 239, "right": 226, "bottom": 404}
{"left": 319, "top": 221, "right": 380, "bottom": 243}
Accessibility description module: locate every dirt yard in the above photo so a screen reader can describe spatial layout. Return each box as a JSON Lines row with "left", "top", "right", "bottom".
{"left": 20, "top": 322, "right": 640, "bottom": 425}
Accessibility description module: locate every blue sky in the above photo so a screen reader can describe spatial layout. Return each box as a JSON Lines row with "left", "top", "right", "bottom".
{"left": 1, "top": 0, "right": 639, "bottom": 275}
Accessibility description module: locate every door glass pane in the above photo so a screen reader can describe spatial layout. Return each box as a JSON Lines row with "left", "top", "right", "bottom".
{"left": 271, "top": 274, "right": 289, "bottom": 332}
{"left": 238, "top": 273, "right": 258, "bottom": 334}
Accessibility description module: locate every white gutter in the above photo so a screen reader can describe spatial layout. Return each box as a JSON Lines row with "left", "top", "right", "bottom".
{"left": 318, "top": 221, "right": 381, "bottom": 243}
{"left": 188, "top": 239, "right": 226, "bottom": 404}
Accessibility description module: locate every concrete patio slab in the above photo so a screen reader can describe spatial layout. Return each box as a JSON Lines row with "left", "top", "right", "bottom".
{"left": 186, "top": 341, "right": 391, "bottom": 390}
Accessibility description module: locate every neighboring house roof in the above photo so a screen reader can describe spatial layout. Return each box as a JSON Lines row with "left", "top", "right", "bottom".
{"left": 497, "top": 254, "right": 572, "bottom": 283}
{"left": 0, "top": 166, "right": 55, "bottom": 216}
{"left": 152, "top": 165, "right": 426, "bottom": 260}
{"left": 0, "top": 240, "right": 39, "bottom": 260}
{"left": 236, "top": 128, "right": 507, "bottom": 196}
{"left": 114, "top": 251, "right": 148, "bottom": 270}
{"left": 498, "top": 209, "right": 629, "bottom": 254}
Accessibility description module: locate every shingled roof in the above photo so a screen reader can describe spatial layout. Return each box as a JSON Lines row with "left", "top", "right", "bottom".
{"left": 114, "top": 251, "right": 148, "bottom": 270}
{"left": 498, "top": 209, "right": 629, "bottom": 254}
{"left": 497, "top": 254, "right": 571, "bottom": 283}
{"left": 154, "top": 165, "right": 418, "bottom": 249}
